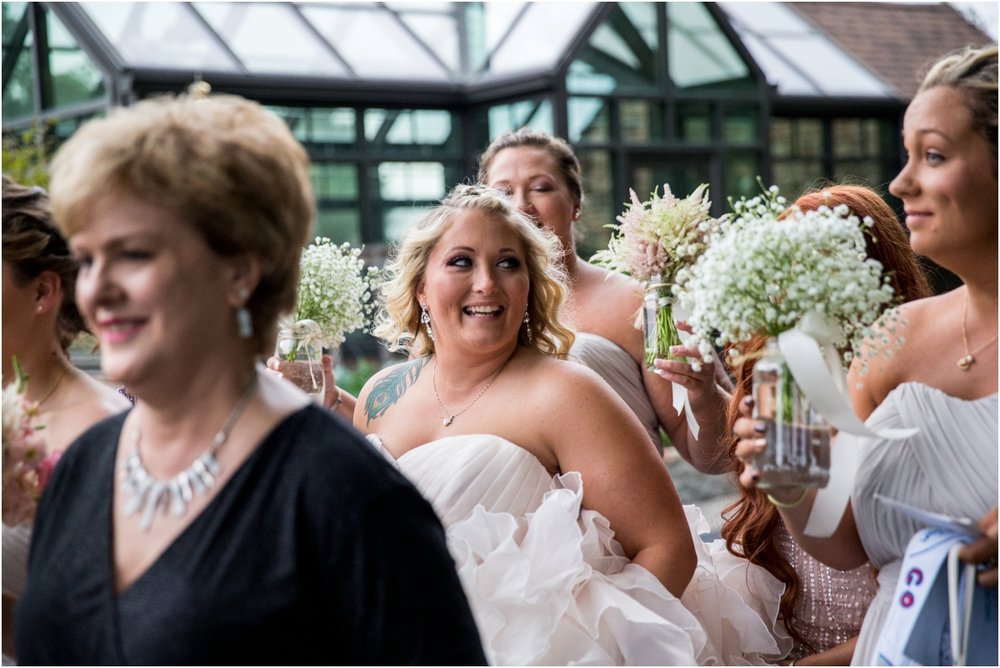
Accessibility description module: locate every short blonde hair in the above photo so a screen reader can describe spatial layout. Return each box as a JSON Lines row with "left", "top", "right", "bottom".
{"left": 48, "top": 94, "right": 315, "bottom": 355}
{"left": 373, "top": 184, "right": 575, "bottom": 358}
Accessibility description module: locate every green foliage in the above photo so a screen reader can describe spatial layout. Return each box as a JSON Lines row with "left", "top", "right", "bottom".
{"left": 2, "top": 122, "right": 55, "bottom": 188}
{"left": 335, "top": 357, "right": 383, "bottom": 397}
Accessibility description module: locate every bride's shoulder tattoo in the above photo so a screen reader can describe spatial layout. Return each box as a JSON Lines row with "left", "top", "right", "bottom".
{"left": 364, "top": 356, "right": 429, "bottom": 425}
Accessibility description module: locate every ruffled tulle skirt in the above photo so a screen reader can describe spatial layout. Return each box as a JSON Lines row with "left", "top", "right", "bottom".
{"left": 447, "top": 471, "right": 790, "bottom": 665}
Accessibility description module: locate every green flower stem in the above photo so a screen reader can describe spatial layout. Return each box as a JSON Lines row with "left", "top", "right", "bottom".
{"left": 646, "top": 302, "right": 684, "bottom": 367}
{"left": 779, "top": 360, "right": 795, "bottom": 425}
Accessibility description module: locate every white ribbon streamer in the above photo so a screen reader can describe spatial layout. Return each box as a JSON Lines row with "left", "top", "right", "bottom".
{"left": 671, "top": 302, "right": 700, "bottom": 441}
{"left": 776, "top": 312, "right": 917, "bottom": 537}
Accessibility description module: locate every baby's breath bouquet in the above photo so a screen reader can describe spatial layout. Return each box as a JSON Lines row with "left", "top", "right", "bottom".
{"left": 676, "top": 185, "right": 895, "bottom": 363}
{"left": 288, "top": 237, "right": 380, "bottom": 352}
{"left": 277, "top": 238, "right": 379, "bottom": 400}
{"left": 676, "top": 184, "right": 896, "bottom": 487}
{"left": 592, "top": 183, "right": 719, "bottom": 365}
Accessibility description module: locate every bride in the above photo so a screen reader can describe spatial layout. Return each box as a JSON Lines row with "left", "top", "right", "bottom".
{"left": 355, "top": 184, "right": 788, "bottom": 665}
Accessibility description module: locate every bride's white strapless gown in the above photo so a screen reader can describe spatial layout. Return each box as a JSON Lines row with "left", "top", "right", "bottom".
{"left": 368, "top": 433, "right": 790, "bottom": 665}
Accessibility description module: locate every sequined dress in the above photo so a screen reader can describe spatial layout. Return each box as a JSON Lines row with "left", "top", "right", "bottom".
{"left": 774, "top": 522, "right": 876, "bottom": 659}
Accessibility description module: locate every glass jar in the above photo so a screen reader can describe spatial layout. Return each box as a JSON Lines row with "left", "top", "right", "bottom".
{"left": 275, "top": 319, "right": 325, "bottom": 403}
{"left": 751, "top": 337, "right": 831, "bottom": 488}
{"left": 642, "top": 274, "right": 683, "bottom": 369}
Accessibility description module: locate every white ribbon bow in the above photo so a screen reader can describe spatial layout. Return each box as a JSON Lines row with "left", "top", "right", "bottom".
{"left": 277, "top": 318, "right": 325, "bottom": 391}
{"left": 776, "top": 312, "right": 917, "bottom": 537}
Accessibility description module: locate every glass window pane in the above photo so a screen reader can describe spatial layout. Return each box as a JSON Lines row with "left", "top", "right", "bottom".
{"left": 725, "top": 151, "right": 762, "bottom": 200}
{"left": 773, "top": 160, "right": 823, "bottom": 199}
{"left": 315, "top": 207, "right": 360, "bottom": 246}
{"left": 46, "top": 11, "right": 105, "bottom": 110}
{"left": 81, "top": 3, "right": 241, "bottom": 72}
{"left": 311, "top": 108, "right": 357, "bottom": 145}
{"left": 312, "top": 163, "right": 358, "bottom": 200}
{"left": 194, "top": 3, "right": 348, "bottom": 76}
{"left": 676, "top": 101, "right": 712, "bottom": 143}
{"left": 770, "top": 118, "right": 793, "bottom": 158}
{"left": 621, "top": 99, "right": 663, "bottom": 144}
{"left": 723, "top": 106, "right": 757, "bottom": 145}
{"left": 568, "top": 97, "right": 610, "bottom": 144}
{"left": 488, "top": 99, "right": 552, "bottom": 140}
{"left": 566, "top": 4, "right": 658, "bottom": 95}
{"left": 668, "top": 3, "right": 749, "bottom": 89}
{"left": 399, "top": 12, "right": 458, "bottom": 72}
{"left": 2, "top": 27, "right": 34, "bottom": 120}
{"left": 833, "top": 160, "right": 882, "bottom": 189}
{"left": 2, "top": 3, "right": 27, "bottom": 46}
{"left": 794, "top": 119, "right": 823, "bottom": 157}
{"left": 266, "top": 106, "right": 308, "bottom": 141}
{"left": 490, "top": 2, "right": 595, "bottom": 75}
{"left": 576, "top": 149, "right": 613, "bottom": 260}
{"left": 364, "top": 109, "right": 455, "bottom": 147}
{"left": 301, "top": 5, "right": 449, "bottom": 80}
{"left": 377, "top": 162, "right": 446, "bottom": 201}
{"left": 833, "top": 119, "right": 864, "bottom": 158}
{"left": 383, "top": 205, "right": 426, "bottom": 242}
{"left": 566, "top": 60, "right": 618, "bottom": 96}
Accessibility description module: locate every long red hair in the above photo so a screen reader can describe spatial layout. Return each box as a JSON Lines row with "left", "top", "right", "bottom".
{"left": 719, "top": 185, "right": 931, "bottom": 650}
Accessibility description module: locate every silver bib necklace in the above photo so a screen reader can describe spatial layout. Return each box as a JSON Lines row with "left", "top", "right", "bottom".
{"left": 121, "top": 374, "right": 258, "bottom": 531}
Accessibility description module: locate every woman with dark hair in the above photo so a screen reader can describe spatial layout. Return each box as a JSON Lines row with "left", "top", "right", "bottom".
{"left": 2, "top": 176, "right": 130, "bottom": 661}
{"left": 721, "top": 184, "right": 931, "bottom": 665}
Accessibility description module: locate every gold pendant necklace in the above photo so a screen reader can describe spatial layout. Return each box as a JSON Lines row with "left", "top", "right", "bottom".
{"left": 958, "top": 293, "right": 998, "bottom": 371}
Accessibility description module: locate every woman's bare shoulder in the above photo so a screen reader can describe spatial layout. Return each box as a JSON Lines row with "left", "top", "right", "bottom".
{"left": 76, "top": 372, "right": 131, "bottom": 417}
{"left": 573, "top": 262, "right": 644, "bottom": 352}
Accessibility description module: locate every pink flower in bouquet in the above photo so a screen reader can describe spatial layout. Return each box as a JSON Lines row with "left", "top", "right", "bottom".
{"left": 2, "top": 374, "right": 53, "bottom": 526}
{"left": 592, "top": 183, "right": 716, "bottom": 284}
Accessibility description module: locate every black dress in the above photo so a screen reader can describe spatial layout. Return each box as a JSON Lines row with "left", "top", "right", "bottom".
{"left": 15, "top": 405, "right": 486, "bottom": 665}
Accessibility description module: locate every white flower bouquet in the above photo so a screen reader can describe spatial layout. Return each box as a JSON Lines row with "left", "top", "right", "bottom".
{"left": 592, "top": 183, "right": 719, "bottom": 364}
{"left": 677, "top": 185, "right": 897, "bottom": 487}
{"left": 281, "top": 237, "right": 380, "bottom": 360}
{"left": 3, "top": 358, "right": 60, "bottom": 526}
{"left": 676, "top": 185, "right": 896, "bottom": 365}
{"left": 276, "top": 238, "right": 379, "bottom": 401}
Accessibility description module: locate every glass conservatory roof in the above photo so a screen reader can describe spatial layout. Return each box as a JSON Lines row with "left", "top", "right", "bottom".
{"left": 73, "top": 1, "right": 599, "bottom": 84}
{"left": 717, "top": 2, "right": 896, "bottom": 98}
{"left": 6, "top": 1, "right": 903, "bottom": 108}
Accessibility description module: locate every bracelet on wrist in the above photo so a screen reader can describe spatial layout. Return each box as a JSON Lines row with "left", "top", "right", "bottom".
{"left": 767, "top": 489, "right": 809, "bottom": 509}
{"left": 331, "top": 386, "right": 344, "bottom": 410}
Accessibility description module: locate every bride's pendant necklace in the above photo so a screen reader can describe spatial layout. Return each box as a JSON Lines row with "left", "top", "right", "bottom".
{"left": 432, "top": 355, "right": 512, "bottom": 427}
{"left": 121, "top": 374, "right": 258, "bottom": 531}
{"left": 958, "top": 294, "right": 998, "bottom": 371}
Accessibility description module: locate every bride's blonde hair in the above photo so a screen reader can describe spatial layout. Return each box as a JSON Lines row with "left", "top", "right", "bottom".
{"left": 373, "top": 184, "right": 574, "bottom": 358}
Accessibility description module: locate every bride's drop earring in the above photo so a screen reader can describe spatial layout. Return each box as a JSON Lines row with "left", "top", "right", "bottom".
{"left": 420, "top": 303, "right": 435, "bottom": 343}
{"left": 523, "top": 309, "right": 532, "bottom": 343}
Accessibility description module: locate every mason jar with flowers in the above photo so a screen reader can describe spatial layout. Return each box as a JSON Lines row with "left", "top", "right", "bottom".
{"left": 676, "top": 185, "right": 897, "bottom": 488}
{"left": 277, "top": 237, "right": 379, "bottom": 403}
